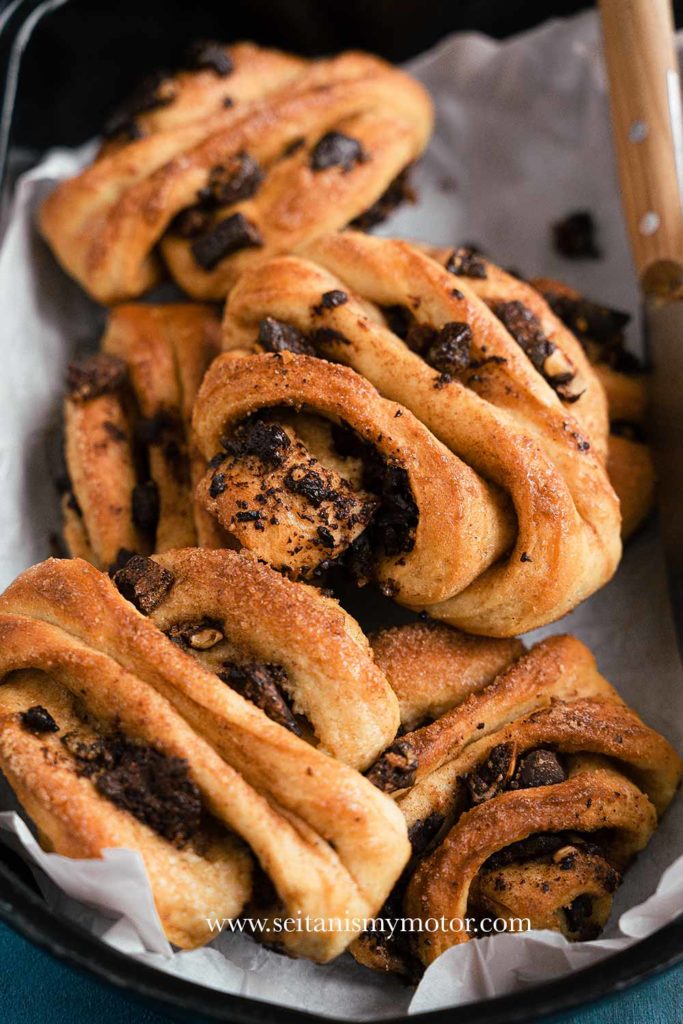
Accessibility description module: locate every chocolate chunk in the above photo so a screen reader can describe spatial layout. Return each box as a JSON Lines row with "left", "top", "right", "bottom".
{"left": 513, "top": 749, "right": 567, "bottom": 789}
{"left": 66, "top": 354, "right": 127, "bottom": 402}
{"left": 366, "top": 738, "right": 418, "bottom": 793}
{"left": 258, "top": 317, "right": 316, "bottom": 356}
{"left": 350, "top": 168, "right": 416, "bottom": 230}
{"left": 552, "top": 211, "right": 600, "bottom": 259}
{"left": 313, "top": 290, "right": 348, "bottom": 314}
{"left": 197, "top": 153, "right": 264, "bottom": 207}
{"left": 541, "top": 290, "right": 638, "bottom": 373}
{"left": 109, "top": 548, "right": 137, "bottom": 576}
{"left": 317, "top": 525, "right": 335, "bottom": 548}
{"left": 310, "top": 132, "right": 368, "bottom": 172}
{"left": 236, "top": 509, "right": 261, "bottom": 523}
{"left": 446, "top": 246, "right": 487, "bottom": 279}
{"left": 408, "top": 811, "right": 445, "bottom": 854}
{"left": 113, "top": 554, "right": 175, "bottom": 614}
{"left": 132, "top": 481, "right": 160, "bottom": 535}
{"left": 382, "top": 304, "right": 415, "bottom": 341}
{"left": 284, "top": 466, "right": 330, "bottom": 507}
{"left": 309, "top": 327, "right": 351, "bottom": 347}
{"left": 220, "top": 662, "right": 301, "bottom": 735}
{"left": 191, "top": 213, "right": 263, "bottom": 270}
{"left": 209, "top": 472, "right": 227, "bottom": 498}
{"left": 466, "top": 742, "right": 516, "bottom": 805}
{"left": 185, "top": 40, "right": 233, "bottom": 76}
{"left": 64, "top": 731, "right": 201, "bottom": 845}
{"left": 20, "top": 705, "right": 59, "bottom": 735}
{"left": 493, "top": 301, "right": 554, "bottom": 371}
{"left": 222, "top": 418, "right": 291, "bottom": 466}
{"left": 423, "top": 321, "right": 473, "bottom": 376}
{"left": 103, "top": 70, "right": 177, "bottom": 139}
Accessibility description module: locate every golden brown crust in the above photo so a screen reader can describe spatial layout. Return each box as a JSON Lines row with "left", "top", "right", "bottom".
{"left": 356, "top": 628, "right": 681, "bottom": 971}
{"left": 608, "top": 433, "right": 656, "bottom": 541}
{"left": 63, "top": 304, "right": 224, "bottom": 569}
{"left": 218, "top": 233, "right": 621, "bottom": 635}
{"left": 39, "top": 47, "right": 433, "bottom": 304}
{"left": 0, "top": 555, "right": 410, "bottom": 960}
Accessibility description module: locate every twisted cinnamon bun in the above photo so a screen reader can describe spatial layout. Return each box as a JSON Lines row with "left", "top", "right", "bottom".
{"left": 353, "top": 625, "right": 681, "bottom": 974}
{"left": 0, "top": 552, "right": 408, "bottom": 959}
{"left": 39, "top": 44, "right": 432, "bottom": 304}
{"left": 62, "top": 303, "right": 225, "bottom": 570}
{"left": 215, "top": 231, "right": 622, "bottom": 635}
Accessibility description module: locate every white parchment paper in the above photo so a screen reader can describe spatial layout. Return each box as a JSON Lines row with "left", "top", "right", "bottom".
{"left": 1, "top": 10, "right": 682, "bottom": 1018}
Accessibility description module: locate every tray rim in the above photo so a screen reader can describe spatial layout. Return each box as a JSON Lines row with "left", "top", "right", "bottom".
{"left": 2, "top": 851, "right": 683, "bottom": 1024}
{"left": 1, "top": 1, "right": 683, "bottom": 1020}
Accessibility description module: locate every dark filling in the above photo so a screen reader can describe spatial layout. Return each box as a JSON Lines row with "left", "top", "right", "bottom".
{"left": 135, "top": 412, "right": 186, "bottom": 483}
{"left": 312, "top": 289, "right": 348, "bottom": 314}
{"left": 284, "top": 466, "right": 332, "bottom": 507}
{"left": 465, "top": 744, "right": 567, "bottom": 807}
{"left": 492, "top": 300, "right": 582, "bottom": 402}
{"left": 365, "top": 737, "right": 418, "bottom": 793}
{"left": 349, "top": 168, "right": 416, "bottom": 231}
{"left": 131, "top": 480, "right": 160, "bottom": 535}
{"left": 66, "top": 354, "right": 128, "bottom": 401}
{"left": 309, "top": 131, "right": 368, "bottom": 173}
{"left": 540, "top": 290, "right": 640, "bottom": 373}
{"left": 219, "top": 662, "right": 301, "bottom": 736}
{"left": 552, "top": 211, "right": 600, "bottom": 260}
{"left": 61, "top": 731, "right": 201, "bottom": 846}
{"left": 408, "top": 811, "right": 446, "bottom": 855}
{"left": 330, "top": 422, "right": 419, "bottom": 559}
{"left": 184, "top": 40, "right": 233, "bottom": 76}
{"left": 563, "top": 893, "right": 599, "bottom": 938}
{"left": 258, "top": 317, "right": 316, "bottom": 356}
{"left": 113, "top": 554, "right": 175, "bottom": 614}
{"left": 20, "top": 705, "right": 60, "bottom": 735}
{"left": 103, "top": 70, "right": 177, "bottom": 141}
{"left": 221, "top": 417, "right": 292, "bottom": 467}
{"left": 191, "top": 212, "right": 263, "bottom": 270}
{"left": 445, "top": 245, "right": 488, "bottom": 279}
{"left": 485, "top": 832, "right": 569, "bottom": 869}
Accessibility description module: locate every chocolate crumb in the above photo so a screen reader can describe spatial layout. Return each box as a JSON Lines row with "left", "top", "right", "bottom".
{"left": 222, "top": 418, "right": 291, "bottom": 466}
{"left": 317, "top": 525, "right": 335, "bottom": 548}
{"left": 310, "top": 132, "right": 368, "bottom": 173}
{"left": 20, "top": 706, "right": 59, "bottom": 735}
{"left": 191, "top": 213, "right": 263, "bottom": 270}
{"left": 113, "top": 554, "right": 175, "bottom": 614}
{"left": 66, "top": 354, "right": 127, "bottom": 402}
{"left": 209, "top": 473, "right": 227, "bottom": 498}
{"left": 552, "top": 211, "right": 600, "bottom": 259}
{"left": 466, "top": 742, "right": 516, "bottom": 804}
{"left": 284, "top": 466, "right": 330, "bottom": 507}
{"left": 423, "top": 321, "right": 473, "bottom": 376}
{"left": 408, "top": 811, "right": 445, "bottom": 854}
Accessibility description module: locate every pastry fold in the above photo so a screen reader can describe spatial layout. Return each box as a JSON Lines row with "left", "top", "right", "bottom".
{"left": 63, "top": 303, "right": 224, "bottom": 569}
{"left": 0, "top": 553, "right": 409, "bottom": 960}
{"left": 216, "top": 232, "right": 622, "bottom": 635}
{"left": 39, "top": 44, "right": 432, "bottom": 304}
{"left": 354, "top": 626, "right": 681, "bottom": 973}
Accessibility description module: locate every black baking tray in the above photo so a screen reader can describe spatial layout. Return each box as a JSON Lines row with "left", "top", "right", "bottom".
{"left": 1, "top": 1, "right": 683, "bottom": 1021}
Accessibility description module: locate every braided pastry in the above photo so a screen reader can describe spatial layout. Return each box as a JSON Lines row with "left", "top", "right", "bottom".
{"left": 0, "top": 551, "right": 408, "bottom": 959}
{"left": 216, "top": 231, "right": 621, "bottom": 635}
{"left": 62, "top": 303, "right": 226, "bottom": 570}
{"left": 354, "top": 625, "right": 681, "bottom": 974}
{"left": 39, "top": 44, "right": 432, "bottom": 305}
{"left": 531, "top": 277, "right": 654, "bottom": 540}
{"left": 193, "top": 351, "right": 515, "bottom": 610}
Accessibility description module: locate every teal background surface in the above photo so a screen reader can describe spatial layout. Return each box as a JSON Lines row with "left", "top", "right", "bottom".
{"left": 0, "top": 920, "right": 681, "bottom": 1023}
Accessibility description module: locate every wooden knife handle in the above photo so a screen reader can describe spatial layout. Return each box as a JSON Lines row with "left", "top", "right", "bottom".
{"left": 599, "top": 0, "right": 683, "bottom": 290}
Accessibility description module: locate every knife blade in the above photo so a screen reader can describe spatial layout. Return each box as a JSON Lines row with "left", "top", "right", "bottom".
{"left": 600, "top": 0, "right": 683, "bottom": 658}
